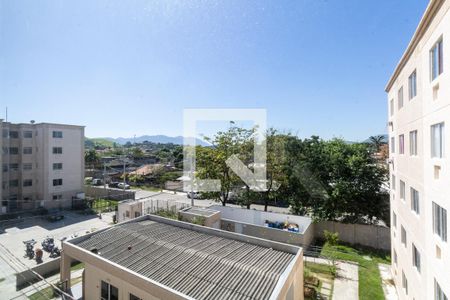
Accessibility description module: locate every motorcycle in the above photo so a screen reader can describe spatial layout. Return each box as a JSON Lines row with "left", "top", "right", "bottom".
{"left": 49, "top": 246, "right": 61, "bottom": 258}
{"left": 23, "top": 239, "right": 36, "bottom": 259}
{"left": 41, "top": 237, "right": 55, "bottom": 252}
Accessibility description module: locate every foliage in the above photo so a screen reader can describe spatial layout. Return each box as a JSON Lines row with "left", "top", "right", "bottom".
{"left": 321, "top": 242, "right": 390, "bottom": 300}
{"left": 154, "top": 209, "right": 180, "bottom": 220}
{"left": 196, "top": 124, "right": 255, "bottom": 206}
{"left": 191, "top": 216, "right": 206, "bottom": 226}
{"left": 85, "top": 149, "right": 100, "bottom": 169}
{"left": 323, "top": 230, "right": 339, "bottom": 246}
{"left": 285, "top": 137, "right": 389, "bottom": 224}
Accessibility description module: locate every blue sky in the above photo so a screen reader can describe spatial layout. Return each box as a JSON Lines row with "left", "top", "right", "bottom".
{"left": 0, "top": 0, "right": 428, "bottom": 141}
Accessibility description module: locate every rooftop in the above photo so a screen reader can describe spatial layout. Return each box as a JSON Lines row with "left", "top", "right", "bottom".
{"left": 70, "top": 216, "right": 299, "bottom": 300}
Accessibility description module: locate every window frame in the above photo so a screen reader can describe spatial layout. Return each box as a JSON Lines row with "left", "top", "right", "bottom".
{"left": 430, "top": 38, "right": 443, "bottom": 81}
{"left": 408, "top": 70, "right": 417, "bottom": 99}
{"left": 409, "top": 130, "right": 418, "bottom": 156}
{"left": 411, "top": 187, "right": 420, "bottom": 215}
{"left": 433, "top": 202, "right": 447, "bottom": 242}
{"left": 399, "top": 134, "right": 405, "bottom": 154}
{"left": 412, "top": 244, "right": 421, "bottom": 273}
{"left": 398, "top": 86, "right": 404, "bottom": 109}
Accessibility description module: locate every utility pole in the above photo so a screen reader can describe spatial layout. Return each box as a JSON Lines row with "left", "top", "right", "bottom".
{"left": 123, "top": 156, "right": 126, "bottom": 191}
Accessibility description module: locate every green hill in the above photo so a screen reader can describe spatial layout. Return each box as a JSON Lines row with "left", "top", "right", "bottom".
{"left": 85, "top": 137, "right": 115, "bottom": 149}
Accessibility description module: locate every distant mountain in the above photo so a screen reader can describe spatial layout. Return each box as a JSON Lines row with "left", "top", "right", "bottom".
{"left": 95, "top": 135, "right": 210, "bottom": 146}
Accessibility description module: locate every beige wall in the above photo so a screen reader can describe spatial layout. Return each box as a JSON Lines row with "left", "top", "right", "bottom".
{"left": 387, "top": 1, "right": 450, "bottom": 299}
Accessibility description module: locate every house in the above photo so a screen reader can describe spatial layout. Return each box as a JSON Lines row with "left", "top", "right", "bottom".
{"left": 61, "top": 214, "right": 304, "bottom": 300}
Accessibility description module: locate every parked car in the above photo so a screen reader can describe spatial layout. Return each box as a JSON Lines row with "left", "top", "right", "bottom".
{"left": 117, "top": 182, "right": 130, "bottom": 189}
{"left": 187, "top": 191, "right": 202, "bottom": 199}
{"left": 91, "top": 178, "right": 103, "bottom": 186}
{"left": 47, "top": 209, "right": 64, "bottom": 222}
{"left": 109, "top": 182, "right": 120, "bottom": 188}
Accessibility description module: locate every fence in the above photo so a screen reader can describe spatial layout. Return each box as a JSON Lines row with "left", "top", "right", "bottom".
{"left": 85, "top": 186, "right": 135, "bottom": 201}
{"left": 143, "top": 198, "right": 189, "bottom": 215}
{"left": 314, "top": 221, "right": 391, "bottom": 251}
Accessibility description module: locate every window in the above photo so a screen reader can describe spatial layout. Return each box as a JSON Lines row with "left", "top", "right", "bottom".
{"left": 411, "top": 188, "right": 420, "bottom": 215}
{"left": 400, "top": 180, "right": 406, "bottom": 200}
{"left": 53, "top": 163, "right": 63, "bottom": 170}
{"left": 393, "top": 212, "right": 397, "bottom": 228}
{"left": 9, "top": 147, "right": 19, "bottom": 155}
{"left": 23, "top": 131, "right": 33, "bottom": 138}
{"left": 101, "top": 281, "right": 118, "bottom": 300}
{"left": 9, "top": 180, "right": 19, "bottom": 187}
{"left": 52, "top": 147, "right": 63, "bottom": 154}
{"left": 433, "top": 202, "right": 447, "bottom": 242}
{"left": 391, "top": 174, "right": 396, "bottom": 190}
{"left": 399, "top": 134, "right": 405, "bottom": 154}
{"left": 53, "top": 179, "right": 63, "bottom": 186}
{"left": 390, "top": 99, "right": 394, "bottom": 116}
{"left": 2, "top": 129, "right": 7, "bottom": 138}
{"left": 435, "top": 279, "right": 448, "bottom": 300}
{"left": 412, "top": 244, "right": 421, "bottom": 273}
{"left": 23, "top": 179, "right": 33, "bottom": 187}
{"left": 9, "top": 131, "right": 19, "bottom": 138}
{"left": 130, "top": 294, "right": 142, "bottom": 300}
{"left": 431, "top": 38, "right": 443, "bottom": 81}
{"left": 135, "top": 211, "right": 141, "bottom": 218}
{"left": 409, "top": 70, "right": 417, "bottom": 99}
{"left": 401, "top": 225, "right": 407, "bottom": 246}
{"left": 431, "top": 123, "right": 445, "bottom": 158}
{"left": 391, "top": 137, "right": 395, "bottom": 153}
{"left": 2, "top": 164, "right": 7, "bottom": 173}
{"left": 402, "top": 271, "right": 408, "bottom": 294}
{"left": 52, "top": 131, "right": 63, "bottom": 138}
{"left": 52, "top": 195, "right": 62, "bottom": 200}
{"left": 398, "top": 87, "right": 404, "bottom": 109}
{"left": 23, "top": 147, "right": 32, "bottom": 155}
{"left": 9, "top": 164, "right": 19, "bottom": 171}
{"left": 410, "top": 130, "right": 418, "bottom": 156}
{"left": 23, "top": 163, "right": 32, "bottom": 171}
{"left": 394, "top": 249, "right": 398, "bottom": 265}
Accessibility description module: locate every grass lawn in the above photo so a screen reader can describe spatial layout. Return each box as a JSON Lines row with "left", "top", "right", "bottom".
{"left": 71, "top": 262, "right": 85, "bottom": 271}
{"left": 92, "top": 198, "right": 119, "bottom": 213}
{"left": 321, "top": 242, "right": 390, "bottom": 300}
{"left": 28, "top": 277, "right": 82, "bottom": 300}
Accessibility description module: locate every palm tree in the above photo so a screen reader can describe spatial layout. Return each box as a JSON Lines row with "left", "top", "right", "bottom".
{"left": 369, "top": 135, "right": 385, "bottom": 153}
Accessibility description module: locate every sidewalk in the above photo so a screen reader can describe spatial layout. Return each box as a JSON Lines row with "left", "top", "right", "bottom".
{"left": 304, "top": 256, "right": 359, "bottom": 300}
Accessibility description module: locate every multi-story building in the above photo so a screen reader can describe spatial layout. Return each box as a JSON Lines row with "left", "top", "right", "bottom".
{"left": 386, "top": 0, "right": 449, "bottom": 299}
{"left": 0, "top": 120, "right": 85, "bottom": 213}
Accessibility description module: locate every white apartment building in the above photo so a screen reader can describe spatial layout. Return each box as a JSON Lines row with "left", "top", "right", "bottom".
{"left": 386, "top": 0, "right": 449, "bottom": 299}
{"left": 0, "top": 120, "right": 85, "bottom": 213}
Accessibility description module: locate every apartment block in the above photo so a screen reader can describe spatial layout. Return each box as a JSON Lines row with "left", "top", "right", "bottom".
{"left": 386, "top": 0, "right": 450, "bottom": 299}
{"left": 61, "top": 214, "right": 304, "bottom": 300}
{"left": 0, "top": 120, "right": 85, "bottom": 213}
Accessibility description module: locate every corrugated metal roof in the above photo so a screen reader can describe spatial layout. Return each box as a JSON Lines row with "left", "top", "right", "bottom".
{"left": 74, "top": 219, "right": 295, "bottom": 300}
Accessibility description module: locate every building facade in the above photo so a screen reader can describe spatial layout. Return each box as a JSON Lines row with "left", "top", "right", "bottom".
{"left": 386, "top": 0, "right": 450, "bottom": 299}
{"left": 0, "top": 120, "right": 85, "bottom": 213}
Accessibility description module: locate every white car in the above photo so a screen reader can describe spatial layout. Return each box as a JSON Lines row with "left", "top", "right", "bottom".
{"left": 117, "top": 182, "right": 130, "bottom": 189}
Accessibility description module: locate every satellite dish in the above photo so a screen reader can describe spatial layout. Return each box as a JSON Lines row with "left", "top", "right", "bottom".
{"left": 30, "top": 120, "right": 35, "bottom": 124}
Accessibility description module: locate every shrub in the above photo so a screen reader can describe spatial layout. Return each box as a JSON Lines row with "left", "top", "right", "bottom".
{"left": 324, "top": 230, "right": 339, "bottom": 246}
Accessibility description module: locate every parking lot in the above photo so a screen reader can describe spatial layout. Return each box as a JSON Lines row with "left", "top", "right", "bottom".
{"left": 0, "top": 210, "right": 113, "bottom": 299}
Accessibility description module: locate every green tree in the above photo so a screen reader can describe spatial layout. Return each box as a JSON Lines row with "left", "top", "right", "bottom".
{"left": 196, "top": 124, "right": 255, "bottom": 206}
{"left": 85, "top": 149, "right": 100, "bottom": 169}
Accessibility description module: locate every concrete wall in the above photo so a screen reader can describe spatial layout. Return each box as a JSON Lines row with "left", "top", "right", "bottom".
{"left": 85, "top": 186, "right": 135, "bottom": 201}
{"left": 220, "top": 218, "right": 314, "bottom": 248}
{"left": 315, "top": 221, "right": 391, "bottom": 251}
{"left": 16, "top": 258, "right": 79, "bottom": 289}
{"left": 210, "top": 205, "right": 312, "bottom": 234}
